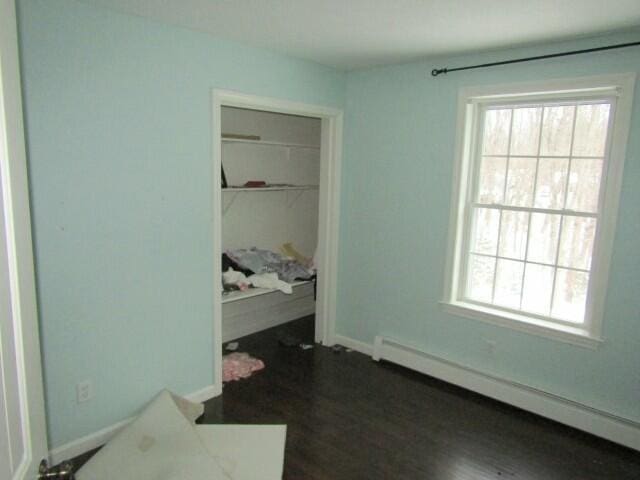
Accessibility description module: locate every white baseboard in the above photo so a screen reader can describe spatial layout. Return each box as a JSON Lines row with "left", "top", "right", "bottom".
{"left": 49, "top": 384, "right": 221, "bottom": 465}
{"left": 50, "top": 416, "right": 133, "bottom": 466}
{"left": 333, "top": 334, "right": 374, "bottom": 356}
{"left": 371, "top": 335, "right": 640, "bottom": 451}
{"left": 187, "top": 384, "right": 221, "bottom": 403}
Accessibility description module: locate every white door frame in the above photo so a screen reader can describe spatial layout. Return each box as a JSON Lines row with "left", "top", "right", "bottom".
{"left": 1, "top": 0, "right": 49, "bottom": 478}
{"left": 211, "top": 90, "right": 343, "bottom": 392}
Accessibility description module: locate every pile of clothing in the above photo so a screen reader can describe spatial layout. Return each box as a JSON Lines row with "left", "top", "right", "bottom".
{"left": 222, "top": 247, "right": 315, "bottom": 294}
{"left": 222, "top": 352, "right": 265, "bottom": 381}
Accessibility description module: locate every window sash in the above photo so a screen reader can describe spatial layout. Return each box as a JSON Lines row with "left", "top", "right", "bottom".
{"left": 462, "top": 250, "right": 593, "bottom": 326}
{"left": 459, "top": 297, "right": 589, "bottom": 329}
{"left": 457, "top": 96, "right": 617, "bottom": 327}
{"left": 468, "top": 250, "right": 591, "bottom": 274}
{"left": 472, "top": 203, "right": 598, "bottom": 219}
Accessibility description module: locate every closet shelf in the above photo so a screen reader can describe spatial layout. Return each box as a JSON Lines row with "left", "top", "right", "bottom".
{"left": 222, "top": 186, "right": 317, "bottom": 214}
{"left": 222, "top": 280, "right": 312, "bottom": 304}
{"left": 223, "top": 185, "right": 319, "bottom": 192}
{"left": 222, "top": 138, "right": 320, "bottom": 149}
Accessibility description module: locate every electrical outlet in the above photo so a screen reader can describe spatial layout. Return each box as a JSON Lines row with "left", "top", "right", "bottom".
{"left": 76, "top": 380, "right": 93, "bottom": 403}
{"left": 483, "top": 339, "right": 496, "bottom": 356}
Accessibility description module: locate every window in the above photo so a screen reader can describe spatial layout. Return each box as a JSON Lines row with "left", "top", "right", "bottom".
{"left": 443, "top": 74, "right": 635, "bottom": 347}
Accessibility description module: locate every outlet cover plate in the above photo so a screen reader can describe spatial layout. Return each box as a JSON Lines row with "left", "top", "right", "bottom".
{"left": 76, "top": 380, "right": 93, "bottom": 403}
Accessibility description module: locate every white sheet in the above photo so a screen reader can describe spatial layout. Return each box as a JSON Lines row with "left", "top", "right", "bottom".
{"left": 77, "top": 390, "right": 286, "bottom": 480}
{"left": 197, "top": 425, "right": 287, "bottom": 480}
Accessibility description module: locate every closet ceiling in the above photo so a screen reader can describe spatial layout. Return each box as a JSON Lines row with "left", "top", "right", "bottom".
{"left": 80, "top": 0, "right": 640, "bottom": 70}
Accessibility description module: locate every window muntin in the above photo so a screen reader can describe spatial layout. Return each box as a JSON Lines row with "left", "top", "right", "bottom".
{"left": 460, "top": 98, "right": 614, "bottom": 326}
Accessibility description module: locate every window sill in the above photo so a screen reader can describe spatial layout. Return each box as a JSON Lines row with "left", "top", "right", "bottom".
{"left": 439, "top": 301, "right": 602, "bottom": 349}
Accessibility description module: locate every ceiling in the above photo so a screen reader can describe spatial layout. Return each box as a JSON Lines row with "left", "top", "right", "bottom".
{"left": 79, "top": 0, "right": 640, "bottom": 70}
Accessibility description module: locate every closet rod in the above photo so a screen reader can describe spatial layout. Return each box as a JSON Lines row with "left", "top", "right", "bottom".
{"left": 431, "top": 40, "right": 640, "bottom": 77}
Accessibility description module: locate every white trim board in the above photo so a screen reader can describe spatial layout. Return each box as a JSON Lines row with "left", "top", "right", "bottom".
{"left": 212, "top": 90, "right": 343, "bottom": 392}
{"left": 222, "top": 283, "right": 316, "bottom": 342}
{"left": 48, "top": 385, "right": 220, "bottom": 465}
{"left": 223, "top": 302, "right": 315, "bottom": 342}
{"left": 1, "top": 1, "right": 49, "bottom": 477}
{"left": 342, "top": 334, "right": 639, "bottom": 451}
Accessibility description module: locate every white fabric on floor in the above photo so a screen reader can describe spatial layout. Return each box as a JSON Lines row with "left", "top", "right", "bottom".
{"left": 77, "top": 390, "right": 286, "bottom": 480}
{"left": 197, "top": 425, "right": 287, "bottom": 480}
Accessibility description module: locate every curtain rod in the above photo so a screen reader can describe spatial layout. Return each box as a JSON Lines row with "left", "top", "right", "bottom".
{"left": 431, "top": 40, "right": 640, "bottom": 77}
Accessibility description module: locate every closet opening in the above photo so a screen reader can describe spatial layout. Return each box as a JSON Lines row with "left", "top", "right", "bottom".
{"left": 211, "top": 91, "right": 343, "bottom": 392}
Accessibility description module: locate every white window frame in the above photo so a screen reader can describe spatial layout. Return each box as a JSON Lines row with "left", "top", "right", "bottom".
{"left": 441, "top": 73, "right": 636, "bottom": 348}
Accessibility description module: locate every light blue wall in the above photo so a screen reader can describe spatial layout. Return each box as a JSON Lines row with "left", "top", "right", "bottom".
{"left": 19, "top": 0, "right": 640, "bottom": 449}
{"left": 17, "top": 0, "right": 345, "bottom": 448}
{"left": 337, "top": 31, "right": 640, "bottom": 423}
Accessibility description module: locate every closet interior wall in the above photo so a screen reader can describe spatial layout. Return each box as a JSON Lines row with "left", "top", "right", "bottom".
{"left": 221, "top": 107, "right": 320, "bottom": 255}
{"left": 221, "top": 107, "right": 321, "bottom": 341}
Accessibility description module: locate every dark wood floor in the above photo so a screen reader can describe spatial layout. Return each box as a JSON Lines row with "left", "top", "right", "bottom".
{"left": 73, "top": 316, "right": 640, "bottom": 478}
{"left": 201, "top": 316, "right": 639, "bottom": 479}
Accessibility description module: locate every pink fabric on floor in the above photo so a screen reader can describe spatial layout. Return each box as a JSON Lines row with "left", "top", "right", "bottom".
{"left": 223, "top": 352, "right": 265, "bottom": 382}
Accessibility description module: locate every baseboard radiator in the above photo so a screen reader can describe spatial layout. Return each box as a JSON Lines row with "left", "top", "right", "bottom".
{"left": 372, "top": 335, "right": 640, "bottom": 451}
